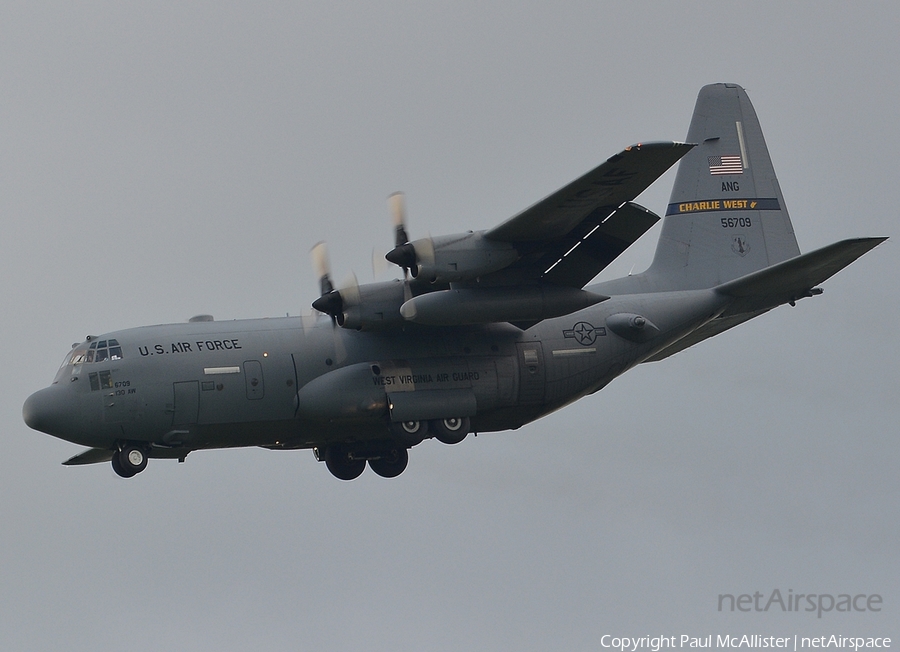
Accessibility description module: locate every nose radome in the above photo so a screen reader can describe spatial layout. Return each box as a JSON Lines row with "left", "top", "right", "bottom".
{"left": 23, "top": 387, "right": 67, "bottom": 436}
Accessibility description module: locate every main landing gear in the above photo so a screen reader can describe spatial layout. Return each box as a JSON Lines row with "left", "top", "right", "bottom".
{"left": 317, "top": 416, "right": 471, "bottom": 480}
{"left": 367, "top": 447, "right": 409, "bottom": 478}
{"left": 320, "top": 445, "right": 409, "bottom": 481}
{"left": 323, "top": 447, "right": 366, "bottom": 481}
{"left": 431, "top": 417, "right": 470, "bottom": 445}
{"left": 111, "top": 444, "right": 149, "bottom": 478}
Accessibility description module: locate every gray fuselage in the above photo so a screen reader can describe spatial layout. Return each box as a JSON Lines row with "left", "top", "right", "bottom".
{"left": 24, "top": 288, "right": 725, "bottom": 458}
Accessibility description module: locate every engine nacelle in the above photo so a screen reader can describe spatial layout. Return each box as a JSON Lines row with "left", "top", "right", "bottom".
{"left": 411, "top": 231, "right": 518, "bottom": 283}
{"left": 400, "top": 285, "right": 608, "bottom": 326}
{"left": 338, "top": 280, "right": 407, "bottom": 331}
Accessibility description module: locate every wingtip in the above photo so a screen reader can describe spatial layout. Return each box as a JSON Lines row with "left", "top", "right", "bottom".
{"left": 623, "top": 140, "right": 695, "bottom": 153}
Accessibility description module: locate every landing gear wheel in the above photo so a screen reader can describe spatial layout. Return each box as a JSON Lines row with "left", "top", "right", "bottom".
{"left": 368, "top": 447, "right": 409, "bottom": 478}
{"left": 112, "top": 445, "right": 147, "bottom": 478}
{"left": 324, "top": 447, "right": 366, "bottom": 481}
{"left": 111, "top": 451, "right": 135, "bottom": 478}
{"left": 389, "top": 420, "right": 428, "bottom": 445}
{"left": 432, "top": 417, "right": 470, "bottom": 445}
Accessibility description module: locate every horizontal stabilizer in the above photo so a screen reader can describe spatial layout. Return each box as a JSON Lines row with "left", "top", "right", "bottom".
{"left": 645, "top": 238, "right": 886, "bottom": 362}
{"left": 63, "top": 447, "right": 114, "bottom": 466}
{"left": 715, "top": 237, "right": 887, "bottom": 315}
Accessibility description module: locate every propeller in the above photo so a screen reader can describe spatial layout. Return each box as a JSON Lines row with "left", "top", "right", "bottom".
{"left": 310, "top": 241, "right": 344, "bottom": 325}
{"left": 311, "top": 241, "right": 333, "bottom": 295}
{"left": 310, "top": 241, "right": 364, "bottom": 330}
{"left": 309, "top": 241, "right": 351, "bottom": 364}
{"left": 385, "top": 192, "right": 419, "bottom": 277}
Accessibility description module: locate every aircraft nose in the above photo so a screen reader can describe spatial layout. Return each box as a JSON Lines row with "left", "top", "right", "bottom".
{"left": 23, "top": 386, "right": 69, "bottom": 436}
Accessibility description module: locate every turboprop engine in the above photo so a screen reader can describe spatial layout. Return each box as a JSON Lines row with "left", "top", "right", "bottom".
{"left": 386, "top": 231, "right": 519, "bottom": 283}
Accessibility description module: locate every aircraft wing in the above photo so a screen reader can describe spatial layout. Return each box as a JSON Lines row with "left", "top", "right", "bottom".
{"left": 485, "top": 141, "right": 694, "bottom": 243}
{"left": 319, "top": 142, "right": 694, "bottom": 329}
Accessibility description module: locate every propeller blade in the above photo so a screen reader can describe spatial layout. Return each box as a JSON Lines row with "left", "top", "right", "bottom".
{"left": 385, "top": 191, "right": 419, "bottom": 277}
{"left": 389, "top": 192, "right": 409, "bottom": 247}
{"left": 310, "top": 241, "right": 334, "bottom": 295}
{"left": 414, "top": 235, "right": 435, "bottom": 268}
{"left": 371, "top": 247, "right": 390, "bottom": 279}
{"left": 338, "top": 271, "right": 360, "bottom": 307}
{"left": 300, "top": 311, "right": 318, "bottom": 335}
{"left": 332, "top": 324, "right": 348, "bottom": 364}
{"left": 310, "top": 241, "right": 343, "bottom": 324}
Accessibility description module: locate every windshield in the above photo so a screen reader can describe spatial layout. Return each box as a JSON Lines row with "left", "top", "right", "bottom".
{"left": 52, "top": 338, "right": 124, "bottom": 383}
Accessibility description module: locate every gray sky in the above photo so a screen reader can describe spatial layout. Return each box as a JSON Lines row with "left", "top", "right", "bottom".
{"left": 2, "top": 2, "right": 897, "bottom": 649}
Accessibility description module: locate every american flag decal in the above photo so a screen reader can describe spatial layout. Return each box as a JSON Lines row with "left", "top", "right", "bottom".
{"left": 708, "top": 155, "right": 743, "bottom": 175}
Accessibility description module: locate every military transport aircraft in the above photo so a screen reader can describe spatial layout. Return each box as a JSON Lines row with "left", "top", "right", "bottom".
{"left": 23, "top": 83, "right": 885, "bottom": 480}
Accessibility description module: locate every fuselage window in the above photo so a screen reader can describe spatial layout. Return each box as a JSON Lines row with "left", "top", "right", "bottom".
{"left": 87, "top": 371, "right": 113, "bottom": 391}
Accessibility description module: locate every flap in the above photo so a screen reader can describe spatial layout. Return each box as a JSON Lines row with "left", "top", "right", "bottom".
{"left": 539, "top": 201, "right": 661, "bottom": 287}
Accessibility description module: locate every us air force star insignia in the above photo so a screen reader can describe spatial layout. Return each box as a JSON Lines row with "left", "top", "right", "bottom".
{"left": 563, "top": 321, "right": 607, "bottom": 346}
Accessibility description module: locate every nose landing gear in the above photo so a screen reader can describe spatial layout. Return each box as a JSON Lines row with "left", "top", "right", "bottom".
{"left": 111, "top": 444, "right": 148, "bottom": 478}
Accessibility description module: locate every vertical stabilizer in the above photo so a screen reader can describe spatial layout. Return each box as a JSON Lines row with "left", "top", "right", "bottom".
{"left": 641, "top": 83, "right": 800, "bottom": 291}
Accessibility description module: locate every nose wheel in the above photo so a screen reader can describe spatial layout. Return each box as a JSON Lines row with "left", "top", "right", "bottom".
{"left": 111, "top": 445, "right": 148, "bottom": 478}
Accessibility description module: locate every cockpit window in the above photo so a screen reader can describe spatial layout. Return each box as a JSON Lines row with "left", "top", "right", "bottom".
{"left": 53, "top": 338, "right": 123, "bottom": 383}
{"left": 65, "top": 339, "right": 123, "bottom": 368}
